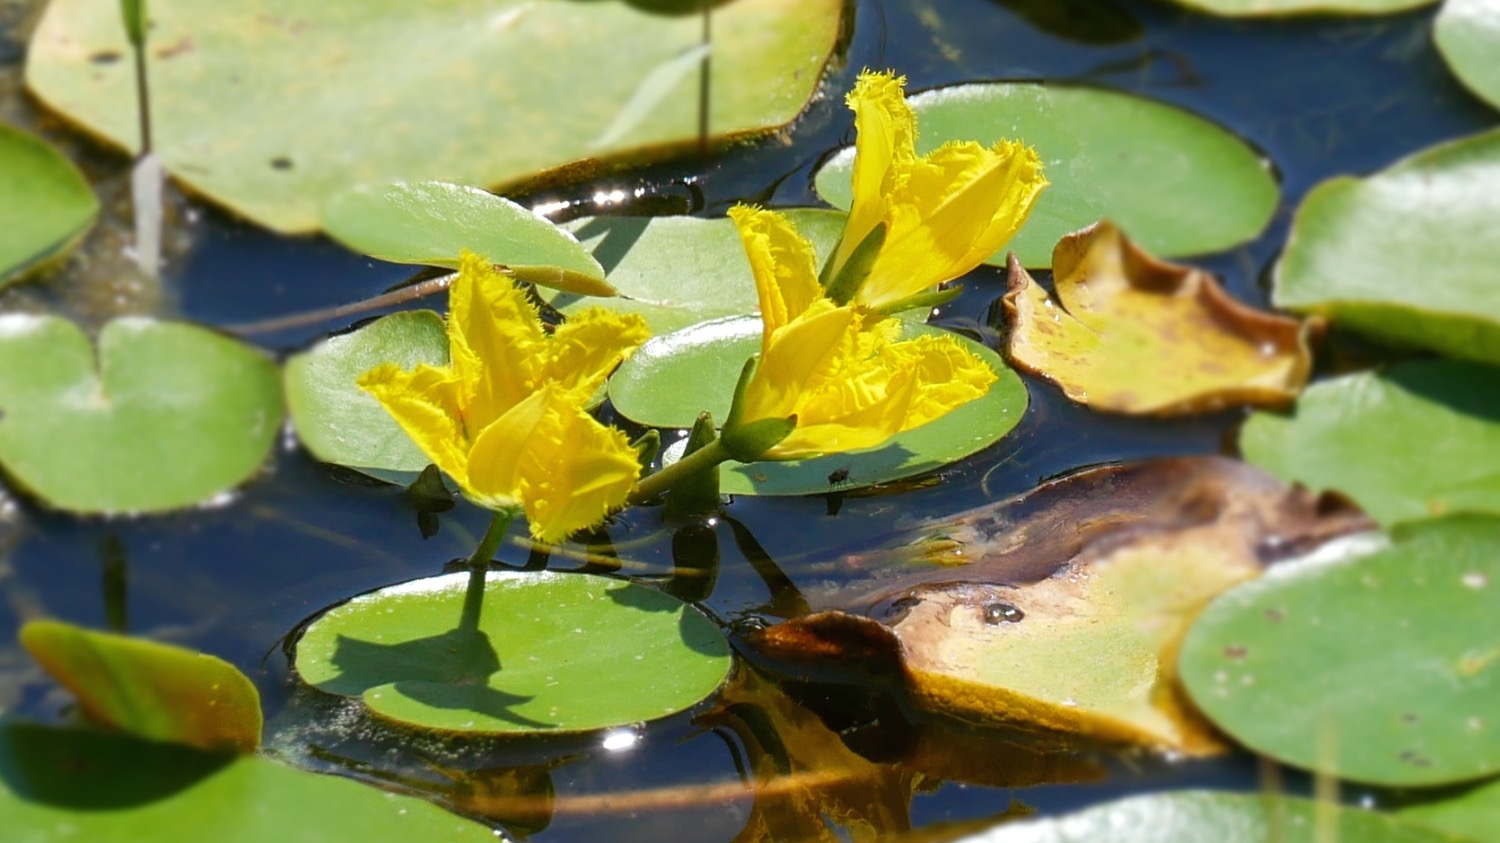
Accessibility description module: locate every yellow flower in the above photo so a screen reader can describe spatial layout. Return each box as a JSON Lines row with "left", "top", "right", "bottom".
{"left": 825, "top": 70, "right": 1048, "bottom": 312}
{"left": 727, "top": 205, "right": 997, "bottom": 460}
{"left": 359, "top": 251, "right": 650, "bottom": 543}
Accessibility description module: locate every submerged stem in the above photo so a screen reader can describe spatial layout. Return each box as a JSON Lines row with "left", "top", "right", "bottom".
{"left": 627, "top": 438, "right": 733, "bottom": 505}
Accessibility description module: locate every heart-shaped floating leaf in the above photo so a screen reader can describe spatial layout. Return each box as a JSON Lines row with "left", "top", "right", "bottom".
{"left": 294, "top": 570, "right": 732, "bottom": 734}
{"left": 284, "top": 310, "right": 448, "bottom": 484}
{"left": 1400, "top": 776, "right": 1500, "bottom": 841}
{"left": 1165, "top": 0, "right": 1436, "bottom": 16}
{"left": 957, "top": 790, "right": 1461, "bottom": 842}
{"left": 0, "top": 723, "right": 499, "bottom": 842}
{"left": 27, "top": 0, "right": 842, "bottom": 233}
{"left": 1004, "top": 222, "right": 1311, "bottom": 415}
{"left": 1179, "top": 515, "right": 1500, "bottom": 786}
{"left": 813, "top": 83, "right": 1278, "bottom": 268}
{"left": 1242, "top": 360, "right": 1500, "bottom": 527}
{"left": 322, "top": 181, "right": 614, "bottom": 296}
{"left": 753, "top": 458, "right": 1372, "bottom": 753}
{"left": 0, "top": 315, "right": 281, "bottom": 514}
{"left": 1436, "top": 0, "right": 1500, "bottom": 111}
{"left": 19, "top": 620, "right": 261, "bottom": 753}
{"left": 546, "top": 210, "right": 848, "bottom": 337}
{"left": 609, "top": 315, "right": 1027, "bottom": 496}
{"left": 0, "top": 123, "right": 98, "bottom": 286}
{"left": 1275, "top": 127, "right": 1500, "bottom": 365}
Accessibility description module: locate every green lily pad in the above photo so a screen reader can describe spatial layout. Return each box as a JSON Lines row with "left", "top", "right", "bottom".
{"left": 1179, "top": 515, "right": 1500, "bottom": 786}
{"left": 956, "top": 790, "right": 1466, "bottom": 842}
{"left": 1165, "top": 0, "right": 1437, "bottom": 16}
{"left": 20, "top": 620, "right": 261, "bottom": 753}
{"left": 1436, "top": 0, "right": 1500, "bottom": 111}
{"left": 1274, "top": 127, "right": 1500, "bottom": 365}
{"left": 284, "top": 310, "right": 448, "bottom": 484}
{"left": 1241, "top": 360, "right": 1500, "bottom": 527}
{"left": 0, "top": 315, "right": 281, "bottom": 514}
{"left": 0, "top": 124, "right": 98, "bottom": 286}
{"left": 322, "top": 181, "right": 613, "bottom": 296}
{"left": 547, "top": 210, "right": 848, "bottom": 336}
{"left": 1401, "top": 777, "right": 1500, "bottom": 842}
{"left": 813, "top": 83, "right": 1278, "bottom": 268}
{"left": 26, "top": 0, "right": 843, "bottom": 233}
{"left": 294, "top": 570, "right": 732, "bottom": 734}
{"left": 609, "top": 316, "right": 1027, "bottom": 496}
{"left": 0, "top": 722, "right": 499, "bottom": 842}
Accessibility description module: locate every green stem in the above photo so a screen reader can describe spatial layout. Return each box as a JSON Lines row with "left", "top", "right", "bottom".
{"left": 133, "top": 43, "right": 152, "bottom": 154}
{"left": 459, "top": 509, "right": 516, "bottom": 635}
{"left": 697, "top": 5, "right": 711, "bottom": 159}
{"left": 628, "top": 438, "right": 733, "bottom": 505}
{"left": 467, "top": 509, "right": 515, "bottom": 569}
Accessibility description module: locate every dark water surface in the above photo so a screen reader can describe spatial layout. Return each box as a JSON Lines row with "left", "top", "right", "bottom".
{"left": 1, "top": 0, "right": 1495, "bottom": 839}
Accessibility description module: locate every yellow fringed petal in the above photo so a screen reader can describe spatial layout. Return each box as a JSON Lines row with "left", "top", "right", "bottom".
{"left": 728, "top": 205, "right": 823, "bottom": 340}
{"left": 450, "top": 250, "right": 548, "bottom": 420}
{"left": 830, "top": 71, "right": 1048, "bottom": 312}
{"left": 359, "top": 249, "right": 651, "bottom": 541}
{"left": 540, "top": 307, "right": 651, "bottom": 404}
{"left": 741, "top": 301, "right": 855, "bottom": 423}
{"left": 357, "top": 362, "right": 472, "bottom": 487}
{"left": 725, "top": 192, "right": 998, "bottom": 463}
{"left": 857, "top": 140, "right": 1047, "bottom": 310}
{"left": 834, "top": 70, "right": 915, "bottom": 282}
{"left": 886, "top": 333, "right": 998, "bottom": 430}
{"left": 467, "top": 387, "right": 640, "bottom": 544}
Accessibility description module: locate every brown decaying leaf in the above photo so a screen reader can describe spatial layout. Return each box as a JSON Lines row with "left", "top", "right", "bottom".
{"left": 754, "top": 457, "right": 1372, "bottom": 755}
{"left": 1003, "top": 221, "right": 1315, "bottom": 414}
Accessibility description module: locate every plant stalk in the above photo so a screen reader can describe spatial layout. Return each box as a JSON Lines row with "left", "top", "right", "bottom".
{"left": 628, "top": 438, "right": 733, "bottom": 505}
{"left": 459, "top": 509, "right": 516, "bottom": 634}
{"left": 697, "top": 5, "right": 711, "bottom": 159}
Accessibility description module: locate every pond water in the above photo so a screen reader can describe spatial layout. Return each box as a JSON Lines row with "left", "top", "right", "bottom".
{"left": 1, "top": 0, "right": 1495, "bottom": 840}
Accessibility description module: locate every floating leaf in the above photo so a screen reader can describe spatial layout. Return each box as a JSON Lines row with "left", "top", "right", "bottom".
{"left": 1241, "top": 360, "right": 1500, "bottom": 527}
{"left": 593, "top": 43, "right": 712, "bottom": 150}
{"left": 1165, "top": 0, "right": 1437, "bottom": 16}
{"left": 19, "top": 620, "right": 261, "bottom": 753}
{"left": 548, "top": 210, "right": 848, "bottom": 336}
{"left": 0, "top": 315, "right": 281, "bottom": 514}
{"left": 1436, "top": 0, "right": 1500, "bottom": 112}
{"left": 321, "top": 181, "right": 613, "bottom": 296}
{"left": 1401, "top": 777, "right": 1500, "bottom": 842}
{"left": 294, "top": 570, "right": 732, "bottom": 734}
{"left": 0, "top": 123, "right": 98, "bottom": 286}
{"left": 1004, "top": 222, "right": 1311, "bottom": 414}
{"left": 753, "top": 458, "right": 1371, "bottom": 753}
{"left": 285, "top": 310, "right": 448, "bottom": 483}
{"left": 813, "top": 83, "right": 1278, "bottom": 268}
{"left": 27, "top": 0, "right": 843, "bottom": 233}
{"left": 951, "top": 790, "right": 1464, "bottom": 842}
{"left": 610, "top": 315, "right": 1027, "bottom": 496}
{"left": 1179, "top": 515, "right": 1500, "bottom": 786}
{"left": 1275, "top": 127, "right": 1500, "bottom": 365}
{"left": 0, "top": 723, "right": 500, "bottom": 841}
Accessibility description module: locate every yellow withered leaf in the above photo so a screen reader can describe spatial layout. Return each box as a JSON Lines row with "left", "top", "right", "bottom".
{"left": 1004, "top": 221, "right": 1313, "bottom": 414}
